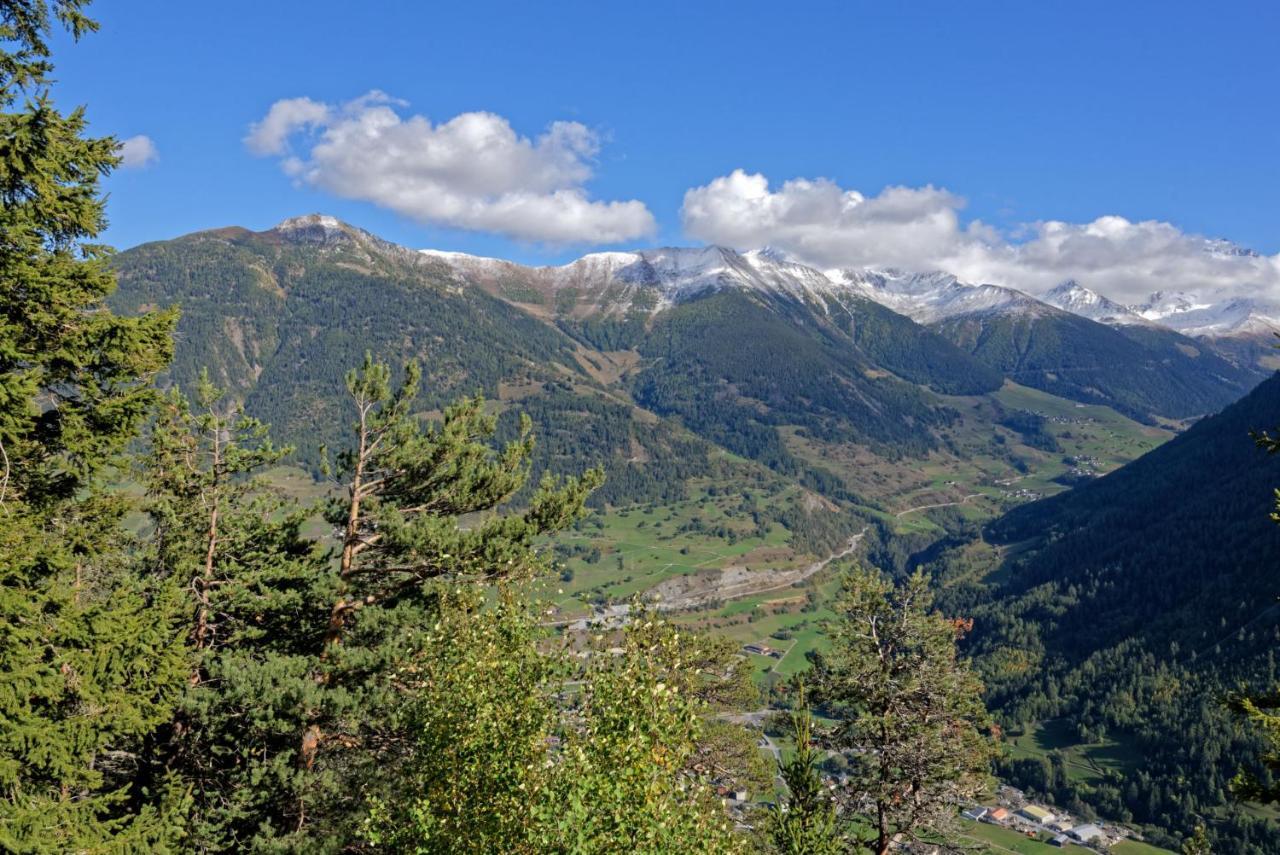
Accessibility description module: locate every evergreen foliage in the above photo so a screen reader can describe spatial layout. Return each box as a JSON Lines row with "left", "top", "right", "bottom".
{"left": 930, "top": 372, "right": 1280, "bottom": 852}
{"left": 768, "top": 685, "right": 844, "bottom": 855}
{"left": 0, "top": 3, "right": 186, "bottom": 849}
{"left": 1228, "top": 425, "right": 1280, "bottom": 809}
{"left": 138, "top": 373, "right": 333, "bottom": 850}
{"left": 817, "top": 570, "right": 995, "bottom": 855}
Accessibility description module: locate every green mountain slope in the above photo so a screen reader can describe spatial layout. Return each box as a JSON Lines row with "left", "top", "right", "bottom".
{"left": 932, "top": 372, "right": 1280, "bottom": 851}
{"left": 933, "top": 308, "right": 1260, "bottom": 422}
{"left": 111, "top": 219, "right": 1021, "bottom": 510}
{"left": 108, "top": 218, "right": 729, "bottom": 508}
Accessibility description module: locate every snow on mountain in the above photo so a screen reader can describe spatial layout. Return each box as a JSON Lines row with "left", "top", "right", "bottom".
{"left": 828, "top": 268, "right": 1052, "bottom": 324}
{"left": 1043, "top": 280, "right": 1151, "bottom": 326}
{"left": 1132, "top": 290, "right": 1214, "bottom": 321}
{"left": 420, "top": 244, "right": 853, "bottom": 314}
{"left": 420, "top": 240, "right": 1074, "bottom": 325}
{"left": 1111, "top": 287, "right": 1280, "bottom": 338}
{"left": 1138, "top": 296, "right": 1280, "bottom": 338}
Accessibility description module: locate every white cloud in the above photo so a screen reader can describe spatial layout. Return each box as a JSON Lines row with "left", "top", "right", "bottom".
{"left": 244, "top": 96, "right": 332, "bottom": 156}
{"left": 682, "top": 169, "right": 1280, "bottom": 303}
{"left": 247, "top": 92, "right": 655, "bottom": 245}
{"left": 117, "top": 134, "right": 158, "bottom": 169}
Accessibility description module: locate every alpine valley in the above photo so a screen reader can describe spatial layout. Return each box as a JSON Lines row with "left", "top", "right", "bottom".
{"left": 107, "top": 214, "right": 1280, "bottom": 852}
{"left": 16, "top": 4, "right": 1280, "bottom": 852}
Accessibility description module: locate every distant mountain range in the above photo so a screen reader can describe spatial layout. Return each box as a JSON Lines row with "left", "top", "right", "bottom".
{"left": 107, "top": 214, "right": 1268, "bottom": 502}
{"left": 411, "top": 222, "right": 1265, "bottom": 422}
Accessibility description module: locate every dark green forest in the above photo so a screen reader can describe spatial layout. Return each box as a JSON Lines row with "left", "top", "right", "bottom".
{"left": 927, "top": 373, "right": 1280, "bottom": 852}
{"left": 933, "top": 306, "right": 1260, "bottom": 422}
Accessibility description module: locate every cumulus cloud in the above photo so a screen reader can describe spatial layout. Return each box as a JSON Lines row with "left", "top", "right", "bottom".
{"left": 246, "top": 91, "right": 655, "bottom": 245}
{"left": 244, "top": 96, "right": 332, "bottom": 156}
{"left": 117, "top": 134, "right": 158, "bottom": 169}
{"left": 682, "top": 169, "right": 1280, "bottom": 303}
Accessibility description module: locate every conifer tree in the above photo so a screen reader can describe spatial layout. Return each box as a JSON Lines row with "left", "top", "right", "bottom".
{"left": 0, "top": 2, "right": 187, "bottom": 849}
{"left": 819, "top": 569, "right": 994, "bottom": 855}
{"left": 298, "top": 353, "right": 602, "bottom": 841}
{"left": 139, "top": 373, "right": 332, "bottom": 850}
{"left": 769, "top": 685, "right": 844, "bottom": 855}
{"left": 1229, "top": 427, "right": 1280, "bottom": 814}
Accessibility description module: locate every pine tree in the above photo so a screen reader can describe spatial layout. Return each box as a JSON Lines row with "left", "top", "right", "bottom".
{"left": 819, "top": 569, "right": 995, "bottom": 855}
{"left": 139, "top": 372, "right": 333, "bottom": 850}
{"left": 769, "top": 684, "right": 844, "bottom": 855}
{"left": 298, "top": 353, "right": 602, "bottom": 842}
{"left": 0, "top": 2, "right": 187, "bottom": 849}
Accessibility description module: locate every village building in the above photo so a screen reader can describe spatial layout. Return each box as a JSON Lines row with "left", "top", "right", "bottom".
{"left": 1069, "top": 823, "right": 1106, "bottom": 844}
{"left": 1018, "top": 805, "right": 1056, "bottom": 824}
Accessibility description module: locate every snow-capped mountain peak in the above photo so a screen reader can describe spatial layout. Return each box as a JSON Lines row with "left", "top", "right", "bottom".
{"left": 828, "top": 267, "right": 1050, "bottom": 324}
{"left": 1132, "top": 290, "right": 1212, "bottom": 321}
{"left": 1044, "top": 280, "right": 1149, "bottom": 326}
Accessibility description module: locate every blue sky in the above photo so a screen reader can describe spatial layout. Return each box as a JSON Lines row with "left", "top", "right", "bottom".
{"left": 51, "top": 1, "right": 1280, "bottom": 298}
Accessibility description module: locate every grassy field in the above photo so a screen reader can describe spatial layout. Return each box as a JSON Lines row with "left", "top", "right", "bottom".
{"left": 955, "top": 820, "right": 1175, "bottom": 854}
{"left": 1112, "top": 840, "right": 1177, "bottom": 855}
{"left": 671, "top": 572, "right": 851, "bottom": 685}
{"left": 547, "top": 482, "right": 812, "bottom": 618}
{"left": 1005, "top": 720, "right": 1143, "bottom": 785}
{"left": 782, "top": 381, "right": 1170, "bottom": 538}
{"left": 955, "top": 819, "right": 1073, "bottom": 853}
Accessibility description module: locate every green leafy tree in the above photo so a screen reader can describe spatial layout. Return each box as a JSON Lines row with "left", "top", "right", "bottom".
{"left": 0, "top": 1, "right": 186, "bottom": 849}
{"left": 366, "top": 608, "right": 753, "bottom": 854}
{"left": 534, "top": 615, "right": 744, "bottom": 854}
{"left": 820, "top": 570, "right": 994, "bottom": 855}
{"left": 139, "top": 372, "right": 333, "bottom": 850}
{"left": 769, "top": 684, "right": 844, "bottom": 855}
{"left": 1181, "top": 823, "right": 1212, "bottom": 855}
{"left": 363, "top": 588, "right": 560, "bottom": 852}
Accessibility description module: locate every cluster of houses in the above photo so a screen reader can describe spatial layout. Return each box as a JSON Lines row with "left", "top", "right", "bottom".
{"left": 1004, "top": 487, "right": 1045, "bottom": 502}
{"left": 1061, "top": 453, "right": 1101, "bottom": 480}
{"left": 961, "top": 786, "right": 1135, "bottom": 850}
{"left": 1038, "top": 409, "right": 1098, "bottom": 426}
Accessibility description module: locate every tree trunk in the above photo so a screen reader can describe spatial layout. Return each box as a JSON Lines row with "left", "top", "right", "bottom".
{"left": 194, "top": 430, "right": 222, "bottom": 657}
{"left": 324, "top": 405, "right": 368, "bottom": 650}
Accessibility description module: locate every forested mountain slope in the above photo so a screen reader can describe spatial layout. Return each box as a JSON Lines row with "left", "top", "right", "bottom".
{"left": 109, "top": 217, "right": 1013, "bottom": 510}
{"left": 933, "top": 372, "right": 1280, "bottom": 851}
{"left": 109, "top": 217, "right": 727, "bottom": 508}
{"left": 932, "top": 305, "right": 1260, "bottom": 422}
